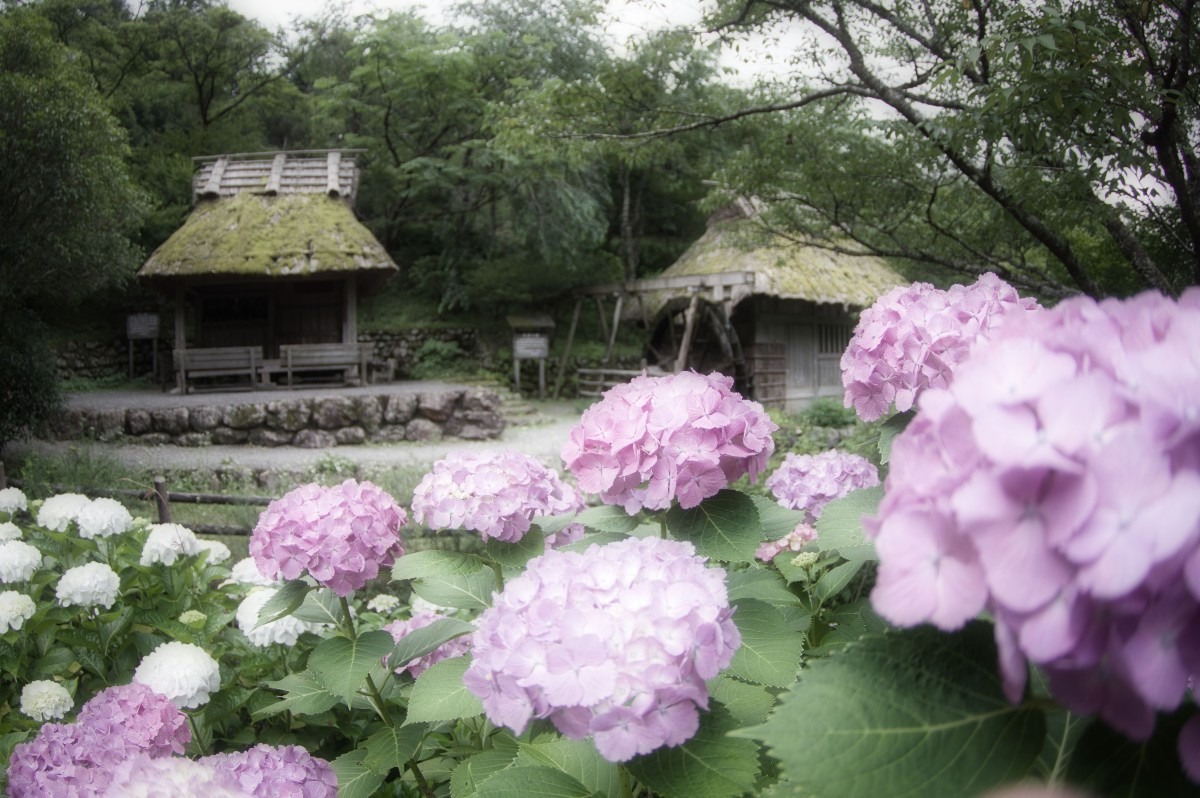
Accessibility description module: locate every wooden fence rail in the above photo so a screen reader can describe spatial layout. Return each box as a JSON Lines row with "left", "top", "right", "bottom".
{"left": 0, "top": 461, "right": 272, "bottom": 537}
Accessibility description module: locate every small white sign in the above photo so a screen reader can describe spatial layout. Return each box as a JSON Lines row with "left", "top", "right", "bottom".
{"left": 513, "top": 334, "right": 549, "bottom": 359}
{"left": 126, "top": 313, "right": 160, "bottom": 340}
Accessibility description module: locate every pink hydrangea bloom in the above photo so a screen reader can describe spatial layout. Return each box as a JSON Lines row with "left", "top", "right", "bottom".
{"left": 463, "top": 536, "right": 741, "bottom": 762}
{"left": 7, "top": 684, "right": 191, "bottom": 797}
{"left": 561, "top": 371, "right": 778, "bottom": 514}
{"left": 765, "top": 450, "right": 879, "bottom": 523}
{"left": 250, "top": 479, "right": 407, "bottom": 597}
{"left": 411, "top": 450, "right": 585, "bottom": 546}
{"left": 840, "top": 273, "right": 1040, "bottom": 421}
{"left": 868, "top": 288, "right": 1200, "bottom": 761}
{"left": 202, "top": 744, "right": 337, "bottom": 798}
{"left": 76, "top": 683, "right": 190, "bottom": 759}
{"left": 384, "top": 612, "right": 472, "bottom": 677}
{"left": 755, "top": 523, "right": 819, "bottom": 562}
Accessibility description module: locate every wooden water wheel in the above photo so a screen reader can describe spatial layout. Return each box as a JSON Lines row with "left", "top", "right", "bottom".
{"left": 644, "top": 295, "right": 749, "bottom": 394}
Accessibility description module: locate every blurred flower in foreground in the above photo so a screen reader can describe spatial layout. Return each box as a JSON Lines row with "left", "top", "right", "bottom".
{"left": 101, "top": 754, "right": 251, "bottom": 798}
{"left": 868, "top": 287, "right": 1200, "bottom": 775}
{"left": 562, "top": 370, "right": 777, "bottom": 514}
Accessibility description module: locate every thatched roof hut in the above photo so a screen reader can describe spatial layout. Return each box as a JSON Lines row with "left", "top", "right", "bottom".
{"left": 569, "top": 202, "right": 907, "bottom": 410}
{"left": 138, "top": 151, "right": 398, "bottom": 390}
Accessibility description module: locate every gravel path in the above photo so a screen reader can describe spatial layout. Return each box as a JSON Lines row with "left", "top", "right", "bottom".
{"left": 1, "top": 388, "right": 588, "bottom": 478}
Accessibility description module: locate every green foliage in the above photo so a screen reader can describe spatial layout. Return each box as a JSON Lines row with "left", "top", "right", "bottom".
{"left": 800, "top": 398, "right": 856, "bottom": 429}
{"left": 409, "top": 339, "right": 476, "bottom": 380}
{"left": 0, "top": 308, "right": 62, "bottom": 449}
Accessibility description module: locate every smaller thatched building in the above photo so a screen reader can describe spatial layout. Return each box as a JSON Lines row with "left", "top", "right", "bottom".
{"left": 139, "top": 150, "right": 398, "bottom": 391}
{"left": 573, "top": 202, "right": 907, "bottom": 411}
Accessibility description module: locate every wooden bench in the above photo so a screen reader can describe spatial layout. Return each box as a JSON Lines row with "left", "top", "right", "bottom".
{"left": 174, "top": 347, "right": 262, "bottom": 394}
{"left": 277, "top": 343, "right": 374, "bottom": 387}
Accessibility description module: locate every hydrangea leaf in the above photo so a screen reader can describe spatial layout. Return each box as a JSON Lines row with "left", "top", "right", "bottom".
{"left": 475, "top": 764, "right": 597, "bottom": 797}
{"left": 410, "top": 568, "right": 497, "bottom": 610}
{"left": 386, "top": 617, "right": 475, "bottom": 671}
{"left": 878, "top": 409, "right": 916, "bottom": 465}
{"left": 815, "top": 597, "right": 887, "bottom": 652}
{"left": 516, "top": 736, "right": 622, "bottom": 798}
{"left": 332, "top": 749, "right": 385, "bottom": 798}
{"left": 486, "top": 528, "right": 546, "bottom": 568}
{"left": 292, "top": 587, "right": 343, "bottom": 625}
{"left": 391, "top": 550, "right": 490, "bottom": 582}
{"left": 308, "top": 630, "right": 396, "bottom": 704}
{"left": 254, "top": 671, "right": 339, "bottom": 718}
{"left": 1064, "top": 709, "right": 1196, "bottom": 796}
{"left": 750, "top": 495, "right": 808, "bottom": 541}
{"left": 404, "top": 656, "right": 483, "bottom": 726}
{"left": 362, "top": 723, "right": 427, "bottom": 776}
{"left": 741, "top": 623, "right": 1046, "bottom": 797}
{"left": 576, "top": 505, "right": 641, "bottom": 534}
{"left": 625, "top": 705, "right": 761, "bottom": 798}
{"left": 451, "top": 749, "right": 521, "bottom": 798}
{"left": 534, "top": 512, "right": 578, "bottom": 536}
{"left": 707, "top": 675, "right": 777, "bottom": 727}
{"left": 665, "top": 489, "right": 762, "bottom": 562}
{"left": 727, "top": 599, "right": 805, "bottom": 688}
{"left": 726, "top": 566, "right": 803, "bottom": 608}
{"left": 813, "top": 559, "right": 865, "bottom": 602}
{"left": 253, "top": 578, "right": 310, "bottom": 627}
{"left": 813, "top": 486, "right": 882, "bottom": 563}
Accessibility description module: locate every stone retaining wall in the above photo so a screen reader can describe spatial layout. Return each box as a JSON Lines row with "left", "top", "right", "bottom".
{"left": 41, "top": 387, "right": 505, "bottom": 448}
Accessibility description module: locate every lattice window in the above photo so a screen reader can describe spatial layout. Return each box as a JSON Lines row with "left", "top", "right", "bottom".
{"left": 817, "top": 323, "right": 852, "bottom": 355}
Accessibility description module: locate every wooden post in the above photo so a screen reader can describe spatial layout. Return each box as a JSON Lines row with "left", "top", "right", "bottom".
{"left": 153, "top": 477, "right": 172, "bottom": 523}
{"left": 602, "top": 294, "right": 624, "bottom": 365}
{"left": 265, "top": 153, "right": 286, "bottom": 194}
{"left": 594, "top": 296, "right": 609, "bottom": 343}
{"left": 553, "top": 298, "right": 583, "bottom": 399}
{"left": 0, "top": 461, "right": 6, "bottom": 490}
{"left": 675, "top": 291, "right": 702, "bottom": 373}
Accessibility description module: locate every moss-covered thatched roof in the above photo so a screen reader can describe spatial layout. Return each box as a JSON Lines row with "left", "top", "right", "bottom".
{"left": 138, "top": 192, "right": 397, "bottom": 282}
{"left": 642, "top": 217, "right": 906, "bottom": 316}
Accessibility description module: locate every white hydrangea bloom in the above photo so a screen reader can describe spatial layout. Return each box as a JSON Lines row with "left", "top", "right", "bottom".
{"left": 366, "top": 594, "right": 401, "bottom": 614}
{"left": 411, "top": 595, "right": 460, "bottom": 617}
{"left": 36, "top": 493, "right": 91, "bottom": 532}
{"left": 236, "top": 587, "right": 326, "bottom": 647}
{"left": 228, "top": 557, "right": 279, "bottom": 588}
{"left": 0, "top": 540, "right": 42, "bottom": 583}
{"left": 132, "top": 641, "right": 221, "bottom": 709}
{"left": 0, "top": 487, "right": 27, "bottom": 517}
{"left": 20, "top": 679, "right": 73, "bottom": 721}
{"left": 102, "top": 754, "right": 253, "bottom": 798}
{"left": 76, "top": 497, "right": 134, "bottom": 540}
{"left": 140, "top": 523, "right": 200, "bottom": 566}
{"left": 0, "top": 521, "right": 22, "bottom": 542}
{"left": 0, "top": 590, "right": 36, "bottom": 632}
{"left": 196, "top": 539, "right": 232, "bottom": 564}
{"left": 56, "top": 562, "right": 121, "bottom": 609}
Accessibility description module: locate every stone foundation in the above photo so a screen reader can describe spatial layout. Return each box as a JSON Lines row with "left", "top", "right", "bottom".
{"left": 41, "top": 387, "right": 505, "bottom": 448}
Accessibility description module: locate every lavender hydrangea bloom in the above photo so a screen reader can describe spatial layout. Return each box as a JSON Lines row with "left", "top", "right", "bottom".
{"left": 755, "top": 523, "right": 818, "bottom": 562}
{"left": 868, "top": 288, "right": 1200, "bottom": 757}
{"left": 766, "top": 450, "right": 880, "bottom": 523}
{"left": 464, "top": 536, "right": 741, "bottom": 762}
{"left": 202, "top": 743, "right": 338, "bottom": 797}
{"left": 840, "top": 273, "right": 1039, "bottom": 421}
{"left": 6, "top": 721, "right": 104, "bottom": 797}
{"left": 101, "top": 754, "right": 252, "bottom": 798}
{"left": 411, "top": 450, "right": 585, "bottom": 546}
{"left": 561, "top": 371, "right": 778, "bottom": 514}
{"left": 250, "top": 479, "right": 406, "bottom": 597}
{"left": 384, "top": 612, "right": 472, "bottom": 677}
{"left": 76, "top": 683, "right": 190, "bottom": 759}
